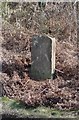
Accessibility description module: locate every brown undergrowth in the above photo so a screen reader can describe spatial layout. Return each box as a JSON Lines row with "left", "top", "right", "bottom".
{"left": 1, "top": 3, "right": 79, "bottom": 110}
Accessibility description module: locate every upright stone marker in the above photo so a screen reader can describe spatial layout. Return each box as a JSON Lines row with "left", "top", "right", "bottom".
{"left": 31, "top": 35, "right": 56, "bottom": 80}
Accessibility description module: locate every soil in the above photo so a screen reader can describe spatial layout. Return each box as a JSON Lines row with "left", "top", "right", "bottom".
{"left": 0, "top": 2, "right": 79, "bottom": 111}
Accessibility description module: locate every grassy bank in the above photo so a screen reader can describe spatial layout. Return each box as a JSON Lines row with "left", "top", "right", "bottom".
{"left": 0, "top": 96, "right": 79, "bottom": 119}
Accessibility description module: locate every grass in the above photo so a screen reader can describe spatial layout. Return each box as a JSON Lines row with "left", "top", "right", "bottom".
{"left": 0, "top": 96, "right": 79, "bottom": 119}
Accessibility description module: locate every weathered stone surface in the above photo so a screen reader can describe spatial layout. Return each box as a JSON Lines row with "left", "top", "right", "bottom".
{"left": 31, "top": 35, "right": 55, "bottom": 80}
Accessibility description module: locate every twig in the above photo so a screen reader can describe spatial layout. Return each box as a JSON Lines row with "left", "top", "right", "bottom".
{"left": 40, "top": 88, "right": 48, "bottom": 94}
{"left": 55, "top": 69, "right": 64, "bottom": 73}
